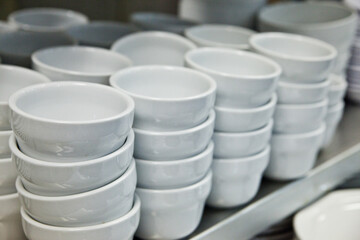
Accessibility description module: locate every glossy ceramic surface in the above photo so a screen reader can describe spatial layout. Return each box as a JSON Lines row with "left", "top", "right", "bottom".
{"left": 0, "top": 31, "right": 75, "bottom": 67}
{"left": 135, "top": 171, "right": 212, "bottom": 240}
{"left": 265, "top": 124, "right": 325, "bottom": 181}
{"left": 294, "top": 190, "right": 360, "bottom": 240}
{"left": 277, "top": 78, "right": 330, "bottom": 104}
{"left": 21, "top": 194, "right": 140, "bottom": 240}
{"left": 0, "top": 130, "right": 12, "bottom": 158}
{"left": 213, "top": 120, "right": 272, "bottom": 158}
{"left": 0, "top": 158, "right": 18, "bottom": 195}
{"left": 133, "top": 110, "right": 215, "bottom": 160}
{"left": 0, "top": 65, "right": 50, "bottom": 131}
{"left": 32, "top": 46, "right": 132, "bottom": 85}
{"left": 250, "top": 32, "right": 337, "bottom": 83}
{"left": 215, "top": 94, "right": 276, "bottom": 132}
{"left": 8, "top": 8, "right": 88, "bottom": 32}
{"left": 110, "top": 65, "right": 216, "bottom": 131}
{"left": 111, "top": 31, "right": 196, "bottom": 66}
{"left": 136, "top": 141, "right": 213, "bottom": 189}
{"left": 66, "top": 21, "right": 137, "bottom": 48}
{"left": 328, "top": 74, "right": 347, "bottom": 106}
{"left": 322, "top": 101, "right": 345, "bottom": 148}
{"left": 16, "top": 160, "right": 137, "bottom": 227}
{"left": 9, "top": 82, "right": 134, "bottom": 162}
{"left": 0, "top": 193, "right": 26, "bottom": 240}
{"left": 10, "top": 131, "right": 134, "bottom": 196}
{"left": 185, "top": 47, "right": 281, "bottom": 108}
{"left": 185, "top": 24, "right": 256, "bottom": 50}
{"left": 273, "top": 99, "right": 328, "bottom": 134}
{"left": 207, "top": 146, "right": 270, "bottom": 208}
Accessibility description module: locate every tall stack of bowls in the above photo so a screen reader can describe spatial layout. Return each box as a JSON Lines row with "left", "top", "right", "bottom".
{"left": 258, "top": 2, "right": 357, "bottom": 75}
{"left": 31, "top": 46, "right": 132, "bottom": 84}
{"left": 179, "top": 0, "right": 266, "bottom": 29}
{"left": 111, "top": 31, "right": 196, "bottom": 66}
{"left": 110, "top": 66, "right": 216, "bottom": 239}
{"left": 250, "top": 32, "right": 337, "bottom": 181}
{"left": 9, "top": 82, "right": 139, "bottom": 240}
{"left": 185, "top": 48, "right": 281, "bottom": 208}
{"left": 0, "top": 65, "right": 49, "bottom": 240}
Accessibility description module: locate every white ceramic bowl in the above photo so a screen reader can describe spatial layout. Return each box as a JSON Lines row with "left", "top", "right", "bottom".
{"left": 111, "top": 31, "right": 196, "bottom": 66}
{"left": 133, "top": 110, "right": 214, "bottom": 160}
{"left": 328, "top": 74, "right": 348, "bottom": 106}
{"left": 136, "top": 141, "right": 213, "bottom": 189}
{"left": 322, "top": 101, "right": 345, "bottom": 148}
{"left": 250, "top": 32, "right": 337, "bottom": 83}
{"left": 0, "top": 130, "right": 11, "bottom": 158}
{"left": 185, "top": 24, "right": 256, "bottom": 50}
{"left": 213, "top": 120, "right": 272, "bottom": 158}
{"left": 32, "top": 46, "right": 132, "bottom": 85}
{"left": 21, "top": 194, "right": 140, "bottom": 240}
{"left": 347, "top": 83, "right": 360, "bottom": 104}
{"left": 258, "top": 2, "right": 357, "bottom": 53}
{"left": 10, "top": 130, "right": 134, "bottom": 196}
{"left": 0, "top": 158, "right": 18, "bottom": 195}
{"left": 185, "top": 47, "right": 281, "bottom": 108}
{"left": 66, "top": 21, "right": 137, "bottom": 48}
{"left": 265, "top": 124, "right": 325, "bottom": 181}
{"left": 273, "top": 99, "right": 328, "bottom": 134}
{"left": 110, "top": 65, "right": 216, "bottom": 131}
{"left": 294, "top": 190, "right": 360, "bottom": 240}
{"left": 135, "top": 171, "right": 212, "bottom": 240}
{"left": 9, "top": 82, "right": 134, "bottom": 162}
{"left": 277, "top": 79, "right": 330, "bottom": 104}
{"left": 207, "top": 146, "right": 270, "bottom": 208}
{"left": 215, "top": 94, "right": 276, "bottom": 132}
{"left": 16, "top": 160, "right": 136, "bottom": 227}
{"left": 8, "top": 8, "right": 88, "bottom": 32}
{"left": 0, "top": 65, "right": 50, "bottom": 131}
{"left": 0, "top": 193, "right": 27, "bottom": 240}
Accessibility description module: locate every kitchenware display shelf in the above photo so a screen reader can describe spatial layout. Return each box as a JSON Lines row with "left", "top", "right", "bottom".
{"left": 188, "top": 103, "right": 360, "bottom": 240}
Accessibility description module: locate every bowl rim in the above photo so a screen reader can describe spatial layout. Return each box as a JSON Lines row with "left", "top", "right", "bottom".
{"left": 213, "top": 145, "right": 270, "bottom": 163}
{"left": 328, "top": 100, "right": 345, "bottom": 113}
{"left": 133, "top": 109, "right": 215, "bottom": 136}
{"left": 32, "top": 46, "right": 132, "bottom": 77}
{"left": 8, "top": 81, "right": 135, "bottom": 125}
{"left": 278, "top": 78, "right": 330, "bottom": 89}
{"left": 8, "top": 7, "right": 89, "bottom": 32}
{"left": 329, "top": 74, "right": 348, "bottom": 91}
{"left": 250, "top": 32, "right": 337, "bottom": 62}
{"left": 16, "top": 160, "right": 136, "bottom": 201}
{"left": 110, "top": 65, "right": 217, "bottom": 102}
{"left": 0, "top": 192, "right": 18, "bottom": 201}
{"left": 20, "top": 194, "right": 140, "bottom": 231}
{"left": 0, "top": 64, "right": 50, "bottom": 105}
{"left": 185, "top": 47, "right": 282, "bottom": 80}
{"left": 213, "top": 119, "right": 273, "bottom": 137}
{"left": 185, "top": 24, "right": 256, "bottom": 49}
{"left": 135, "top": 141, "right": 214, "bottom": 164}
{"left": 273, "top": 123, "right": 326, "bottom": 139}
{"left": 0, "top": 130, "right": 12, "bottom": 137}
{"left": 9, "top": 130, "right": 134, "bottom": 168}
{"left": 276, "top": 98, "right": 328, "bottom": 110}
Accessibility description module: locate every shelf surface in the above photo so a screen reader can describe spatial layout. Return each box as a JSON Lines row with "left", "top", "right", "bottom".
{"left": 188, "top": 102, "right": 360, "bottom": 240}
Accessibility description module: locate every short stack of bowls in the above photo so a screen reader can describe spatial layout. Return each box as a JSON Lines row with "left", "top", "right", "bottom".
{"left": 258, "top": 1, "right": 357, "bottom": 75}
{"left": 185, "top": 47, "right": 281, "bottom": 208}
{"left": 9, "top": 82, "right": 139, "bottom": 240}
{"left": 250, "top": 32, "right": 337, "bottom": 181}
{"left": 110, "top": 66, "right": 216, "bottom": 240}
{"left": 0, "top": 65, "right": 49, "bottom": 240}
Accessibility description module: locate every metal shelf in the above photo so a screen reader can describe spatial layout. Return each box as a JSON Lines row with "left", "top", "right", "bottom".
{"left": 188, "top": 102, "right": 360, "bottom": 240}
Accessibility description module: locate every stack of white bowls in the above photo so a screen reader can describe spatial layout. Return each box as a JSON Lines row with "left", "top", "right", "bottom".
{"left": 110, "top": 66, "right": 216, "bottom": 240}
{"left": 8, "top": 82, "right": 139, "bottom": 240}
{"left": 185, "top": 47, "right": 281, "bottom": 208}
{"left": 0, "top": 65, "right": 49, "bottom": 240}
{"left": 250, "top": 32, "right": 337, "bottom": 181}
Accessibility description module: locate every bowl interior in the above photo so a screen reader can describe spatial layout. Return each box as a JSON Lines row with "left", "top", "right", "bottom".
{"left": 34, "top": 47, "right": 130, "bottom": 74}
{"left": 112, "top": 67, "right": 213, "bottom": 99}
{"left": 13, "top": 83, "right": 130, "bottom": 122}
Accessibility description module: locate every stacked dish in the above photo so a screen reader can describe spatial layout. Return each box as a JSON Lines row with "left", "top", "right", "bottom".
{"left": 185, "top": 48, "right": 280, "bottom": 208}
{"left": 9, "top": 82, "right": 139, "bottom": 240}
{"left": 250, "top": 32, "right": 337, "bottom": 181}
{"left": 111, "top": 31, "right": 196, "bottom": 66}
{"left": 110, "top": 66, "right": 215, "bottom": 239}
{"left": 0, "top": 65, "right": 49, "bottom": 240}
